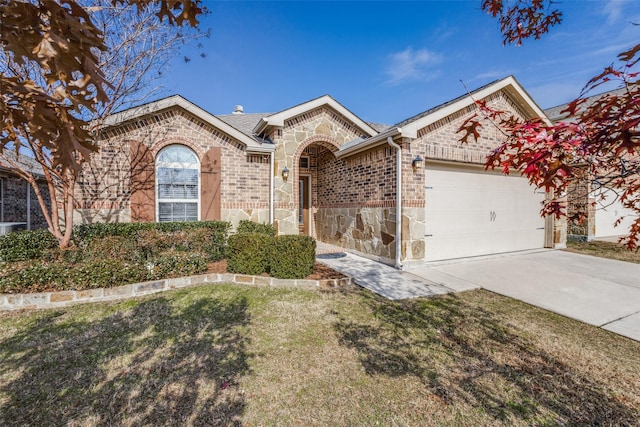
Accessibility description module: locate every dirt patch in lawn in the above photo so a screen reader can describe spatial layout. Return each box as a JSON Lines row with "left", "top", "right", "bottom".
{"left": 564, "top": 240, "right": 640, "bottom": 264}
{"left": 206, "top": 259, "right": 346, "bottom": 280}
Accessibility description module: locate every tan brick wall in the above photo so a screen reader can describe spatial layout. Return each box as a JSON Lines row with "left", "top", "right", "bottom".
{"left": 76, "top": 108, "right": 271, "bottom": 226}
{"left": 311, "top": 145, "right": 399, "bottom": 261}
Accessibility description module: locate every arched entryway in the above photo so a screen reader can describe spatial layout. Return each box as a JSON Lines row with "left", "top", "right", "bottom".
{"left": 295, "top": 138, "right": 340, "bottom": 237}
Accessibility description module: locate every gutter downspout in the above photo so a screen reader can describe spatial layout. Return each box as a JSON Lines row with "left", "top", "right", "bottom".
{"left": 269, "top": 151, "right": 275, "bottom": 224}
{"left": 387, "top": 137, "right": 402, "bottom": 269}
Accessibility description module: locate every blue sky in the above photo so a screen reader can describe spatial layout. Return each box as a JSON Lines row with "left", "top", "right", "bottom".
{"left": 164, "top": 0, "right": 640, "bottom": 125}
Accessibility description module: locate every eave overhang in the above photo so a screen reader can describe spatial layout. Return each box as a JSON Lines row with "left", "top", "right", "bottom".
{"left": 101, "top": 95, "right": 274, "bottom": 153}
{"left": 253, "top": 95, "right": 378, "bottom": 137}
{"left": 336, "top": 127, "right": 403, "bottom": 159}
{"left": 400, "top": 76, "right": 552, "bottom": 138}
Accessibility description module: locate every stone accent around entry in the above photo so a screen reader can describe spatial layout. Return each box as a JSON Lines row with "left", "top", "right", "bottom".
{"left": 316, "top": 206, "right": 397, "bottom": 264}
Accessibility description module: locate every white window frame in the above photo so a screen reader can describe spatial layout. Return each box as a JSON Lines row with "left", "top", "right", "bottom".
{"left": 155, "top": 145, "right": 201, "bottom": 222}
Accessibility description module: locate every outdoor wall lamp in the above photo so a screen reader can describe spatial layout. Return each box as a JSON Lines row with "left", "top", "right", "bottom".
{"left": 412, "top": 155, "right": 424, "bottom": 170}
{"left": 282, "top": 166, "right": 289, "bottom": 182}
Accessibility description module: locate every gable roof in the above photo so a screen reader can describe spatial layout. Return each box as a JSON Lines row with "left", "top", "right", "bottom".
{"left": 216, "top": 112, "right": 268, "bottom": 136}
{"left": 544, "top": 87, "right": 627, "bottom": 122}
{"left": 397, "top": 75, "right": 550, "bottom": 138}
{"left": 252, "top": 94, "right": 378, "bottom": 137}
{"left": 336, "top": 76, "right": 549, "bottom": 158}
{"left": 101, "top": 95, "right": 274, "bottom": 154}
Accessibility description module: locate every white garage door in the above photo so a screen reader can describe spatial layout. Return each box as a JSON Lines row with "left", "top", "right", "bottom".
{"left": 424, "top": 163, "right": 546, "bottom": 262}
{"left": 594, "top": 188, "right": 638, "bottom": 238}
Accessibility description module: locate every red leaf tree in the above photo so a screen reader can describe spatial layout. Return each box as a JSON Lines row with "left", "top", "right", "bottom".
{"left": 462, "top": 1, "right": 640, "bottom": 248}
{"left": 0, "top": 0, "right": 204, "bottom": 247}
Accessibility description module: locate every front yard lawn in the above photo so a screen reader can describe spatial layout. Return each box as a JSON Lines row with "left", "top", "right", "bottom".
{"left": 1, "top": 284, "right": 638, "bottom": 426}
{"left": 565, "top": 240, "right": 640, "bottom": 264}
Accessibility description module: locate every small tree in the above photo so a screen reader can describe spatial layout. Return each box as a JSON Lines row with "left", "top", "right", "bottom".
{"left": 460, "top": 1, "right": 640, "bottom": 248}
{"left": 0, "top": 0, "right": 204, "bottom": 248}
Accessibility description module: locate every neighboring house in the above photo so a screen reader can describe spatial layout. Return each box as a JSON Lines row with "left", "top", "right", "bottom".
{"left": 0, "top": 151, "right": 50, "bottom": 233}
{"left": 77, "top": 75, "right": 566, "bottom": 268}
{"left": 544, "top": 88, "right": 637, "bottom": 241}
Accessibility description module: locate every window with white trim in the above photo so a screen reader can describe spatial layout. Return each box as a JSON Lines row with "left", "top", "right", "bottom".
{"left": 156, "top": 145, "right": 200, "bottom": 222}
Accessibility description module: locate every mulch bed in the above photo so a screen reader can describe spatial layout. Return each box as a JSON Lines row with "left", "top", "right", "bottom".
{"left": 206, "top": 259, "right": 347, "bottom": 280}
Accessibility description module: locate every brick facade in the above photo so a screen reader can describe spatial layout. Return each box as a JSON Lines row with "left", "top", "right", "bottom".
{"left": 76, "top": 109, "right": 271, "bottom": 228}
{"left": 79, "top": 80, "right": 566, "bottom": 267}
{"left": 271, "top": 107, "right": 371, "bottom": 234}
{"left": 398, "top": 91, "right": 566, "bottom": 262}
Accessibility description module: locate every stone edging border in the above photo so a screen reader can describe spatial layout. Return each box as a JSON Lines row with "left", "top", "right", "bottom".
{"left": 0, "top": 273, "right": 354, "bottom": 312}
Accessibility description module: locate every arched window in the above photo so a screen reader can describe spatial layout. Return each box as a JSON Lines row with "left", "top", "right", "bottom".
{"left": 156, "top": 145, "right": 200, "bottom": 222}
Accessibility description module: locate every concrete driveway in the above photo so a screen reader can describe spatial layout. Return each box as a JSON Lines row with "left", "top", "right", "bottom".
{"left": 408, "top": 250, "right": 640, "bottom": 342}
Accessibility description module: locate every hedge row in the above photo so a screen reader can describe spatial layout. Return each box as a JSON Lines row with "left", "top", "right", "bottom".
{"left": 0, "top": 220, "right": 316, "bottom": 290}
{"left": 0, "top": 221, "right": 231, "bottom": 262}
{"left": 0, "top": 229, "right": 58, "bottom": 262}
{"left": 227, "top": 233, "right": 273, "bottom": 275}
{"left": 74, "top": 221, "right": 230, "bottom": 257}
{"left": 227, "top": 232, "right": 315, "bottom": 279}
{"left": 0, "top": 253, "right": 207, "bottom": 294}
{"left": 236, "top": 220, "right": 277, "bottom": 236}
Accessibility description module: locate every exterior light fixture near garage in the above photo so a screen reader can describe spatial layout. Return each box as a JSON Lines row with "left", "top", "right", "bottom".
{"left": 282, "top": 166, "right": 289, "bottom": 182}
{"left": 412, "top": 155, "right": 424, "bottom": 170}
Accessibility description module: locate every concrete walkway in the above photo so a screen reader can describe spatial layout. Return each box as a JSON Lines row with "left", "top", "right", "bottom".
{"left": 316, "top": 243, "right": 471, "bottom": 300}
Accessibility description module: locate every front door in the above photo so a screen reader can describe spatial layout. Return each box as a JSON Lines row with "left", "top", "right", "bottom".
{"left": 298, "top": 175, "right": 310, "bottom": 234}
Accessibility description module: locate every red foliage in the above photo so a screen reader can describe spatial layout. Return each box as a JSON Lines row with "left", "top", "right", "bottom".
{"left": 458, "top": 40, "right": 640, "bottom": 247}
{"left": 482, "top": 0, "right": 562, "bottom": 46}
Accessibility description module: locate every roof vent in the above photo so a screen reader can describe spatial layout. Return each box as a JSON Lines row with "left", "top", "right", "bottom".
{"left": 233, "top": 105, "right": 244, "bottom": 114}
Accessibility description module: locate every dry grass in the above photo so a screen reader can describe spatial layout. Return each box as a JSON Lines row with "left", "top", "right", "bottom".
{"left": 1, "top": 284, "right": 639, "bottom": 426}
{"left": 565, "top": 240, "right": 640, "bottom": 264}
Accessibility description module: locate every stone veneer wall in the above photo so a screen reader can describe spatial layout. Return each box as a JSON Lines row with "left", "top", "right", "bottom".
{"left": 75, "top": 108, "right": 271, "bottom": 229}
{"left": 0, "top": 173, "right": 50, "bottom": 229}
{"left": 272, "top": 106, "right": 371, "bottom": 235}
{"left": 566, "top": 175, "right": 595, "bottom": 241}
{"left": 314, "top": 144, "right": 399, "bottom": 262}
{"left": 317, "top": 207, "right": 397, "bottom": 263}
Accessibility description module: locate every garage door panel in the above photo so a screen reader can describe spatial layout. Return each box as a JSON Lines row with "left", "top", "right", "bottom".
{"left": 425, "top": 164, "right": 545, "bottom": 262}
{"left": 594, "top": 188, "right": 638, "bottom": 238}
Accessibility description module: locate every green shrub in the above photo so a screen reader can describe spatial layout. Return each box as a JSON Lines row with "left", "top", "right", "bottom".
{"left": 0, "top": 262, "right": 66, "bottom": 293}
{"left": 150, "top": 251, "right": 208, "bottom": 278}
{"left": 226, "top": 233, "right": 274, "bottom": 275}
{"left": 41, "top": 247, "right": 84, "bottom": 264}
{"left": 86, "top": 235, "right": 142, "bottom": 262}
{"left": 0, "top": 221, "right": 228, "bottom": 294}
{"left": 0, "top": 229, "right": 58, "bottom": 262}
{"left": 40, "top": 236, "right": 141, "bottom": 264}
{"left": 0, "top": 259, "right": 150, "bottom": 293}
{"left": 135, "top": 229, "right": 173, "bottom": 258}
{"left": 134, "top": 227, "right": 226, "bottom": 261}
{"left": 236, "top": 220, "right": 277, "bottom": 236}
{"left": 269, "top": 235, "right": 316, "bottom": 279}
{"left": 73, "top": 220, "right": 230, "bottom": 249}
{"left": 69, "top": 260, "right": 151, "bottom": 290}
